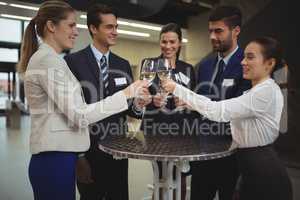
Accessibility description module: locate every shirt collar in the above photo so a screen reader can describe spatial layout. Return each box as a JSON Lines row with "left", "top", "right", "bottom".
{"left": 218, "top": 46, "right": 239, "bottom": 65}
{"left": 90, "top": 44, "right": 110, "bottom": 63}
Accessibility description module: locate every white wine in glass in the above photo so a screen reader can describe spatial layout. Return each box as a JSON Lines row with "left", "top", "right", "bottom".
{"left": 140, "top": 71, "right": 156, "bottom": 82}
{"left": 157, "top": 70, "right": 171, "bottom": 81}
{"left": 140, "top": 59, "right": 156, "bottom": 83}
{"left": 156, "top": 58, "right": 172, "bottom": 112}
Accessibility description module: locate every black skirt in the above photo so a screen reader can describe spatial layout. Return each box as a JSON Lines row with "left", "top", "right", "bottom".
{"left": 237, "top": 145, "right": 293, "bottom": 200}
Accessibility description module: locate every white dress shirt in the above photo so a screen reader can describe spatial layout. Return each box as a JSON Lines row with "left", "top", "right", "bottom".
{"left": 173, "top": 78, "right": 283, "bottom": 148}
{"left": 90, "top": 43, "right": 110, "bottom": 66}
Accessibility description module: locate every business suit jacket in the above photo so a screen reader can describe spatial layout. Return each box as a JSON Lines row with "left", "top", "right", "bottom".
{"left": 196, "top": 47, "right": 251, "bottom": 100}
{"left": 195, "top": 47, "right": 251, "bottom": 135}
{"left": 24, "top": 43, "right": 129, "bottom": 154}
{"left": 64, "top": 45, "right": 133, "bottom": 199}
{"left": 65, "top": 45, "right": 135, "bottom": 150}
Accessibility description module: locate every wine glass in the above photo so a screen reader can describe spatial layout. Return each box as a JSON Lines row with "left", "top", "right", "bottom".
{"left": 156, "top": 58, "right": 172, "bottom": 112}
{"left": 138, "top": 58, "right": 156, "bottom": 117}
{"left": 140, "top": 59, "right": 156, "bottom": 83}
{"left": 138, "top": 58, "right": 156, "bottom": 116}
{"left": 129, "top": 59, "right": 156, "bottom": 147}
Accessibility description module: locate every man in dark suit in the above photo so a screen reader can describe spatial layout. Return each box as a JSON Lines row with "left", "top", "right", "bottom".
{"left": 64, "top": 4, "right": 143, "bottom": 200}
{"left": 191, "top": 6, "right": 251, "bottom": 200}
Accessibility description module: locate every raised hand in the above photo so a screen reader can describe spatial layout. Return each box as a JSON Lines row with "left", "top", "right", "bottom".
{"left": 123, "top": 80, "right": 149, "bottom": 99}
{"left": 134, "top": 87, "right": 152, "bottom": 109}
{"left": 153, "top": 94, "right": 167, "bottom": 108}
{"left": 161, "top": 79, "right": 176, "bottom": 94}
{"left": 174, "top": 96, "right": 193, "bottom": 111}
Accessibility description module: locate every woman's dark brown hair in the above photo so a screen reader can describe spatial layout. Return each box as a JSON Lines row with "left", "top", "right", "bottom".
{"left": 251, "top": 36, "right": 285, "bottom": 74}
{"left": 159, "top": 23, "right": 182, "bottom": 60}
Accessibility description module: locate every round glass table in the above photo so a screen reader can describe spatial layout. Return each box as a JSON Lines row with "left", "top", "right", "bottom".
{"left": 99, "top": 134, "right": 237, "bottom": 200}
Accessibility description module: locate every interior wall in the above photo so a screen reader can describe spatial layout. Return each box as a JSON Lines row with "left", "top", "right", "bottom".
{"left": 111, "top": 39, "right": 159, "bottom": 80}
{"left": 185, "top": 11, "right": 212, "bottom": 66}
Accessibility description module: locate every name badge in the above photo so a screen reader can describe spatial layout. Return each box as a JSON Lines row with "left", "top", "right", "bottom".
{"left": 114, "top": 77, "right": 127, "bottom": 86}
{"left": 179, "top": 72, "right": 190, "bottom": 85}
{"left": 222, "top": 79, "right": 234, "bottom": 87}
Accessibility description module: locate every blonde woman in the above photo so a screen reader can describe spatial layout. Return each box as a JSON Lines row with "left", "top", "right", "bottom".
{"left": 18, "top": 1, "right": 147, "bottom": 199}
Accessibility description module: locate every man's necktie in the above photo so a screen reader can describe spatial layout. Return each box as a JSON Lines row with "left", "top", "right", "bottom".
{"left": 100, "top": 56, "right": 109, "bottom": 97}
{"left": 214, "top": 59, "right": 225, "bottom": 85}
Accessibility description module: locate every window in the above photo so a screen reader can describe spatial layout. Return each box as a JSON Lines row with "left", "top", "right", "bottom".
{"left": 0, "top": 48, "right": 19, "bottom": 63}
{"left": 0, "top": 72, "right": 11, "bottom": 109}
{"left": 24, "top": 20, "right": 29, "bottom": 32}
{"left": 0, "top": 18, "right": 23, "bottom": 108}
{"left": 0, "top": 18, "right": 22, "bottom": 43}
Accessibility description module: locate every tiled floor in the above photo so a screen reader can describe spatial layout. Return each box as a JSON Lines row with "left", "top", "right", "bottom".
{"left": 0, "top": 116, "right": 153, "bottom": 200}
{"left": 0, "top": 116, "right": 299, "bottom": 200}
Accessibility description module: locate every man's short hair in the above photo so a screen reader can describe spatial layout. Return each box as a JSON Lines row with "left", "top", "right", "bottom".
{"left": 209, "top": 5, "right": 242, "bottom": 29}
{"left": 87, "top": 4, "right": 116, "bottom": 37}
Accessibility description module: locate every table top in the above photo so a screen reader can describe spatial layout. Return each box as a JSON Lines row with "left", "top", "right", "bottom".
{"left": 99, "top": 134, "right": 237, "bottom": 161}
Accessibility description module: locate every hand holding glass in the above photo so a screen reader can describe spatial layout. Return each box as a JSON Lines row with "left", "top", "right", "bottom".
{"left": 157, "top": 58, "right": 172, "bottom": 111}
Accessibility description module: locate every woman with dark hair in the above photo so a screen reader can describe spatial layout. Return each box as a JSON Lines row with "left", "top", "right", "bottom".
{"left": 139, "top": 23, "right": 197, "bottom": 200}
{"left": 162, "top": 37, "right": 293, "bottom": 200}
{"left": 18, "top": 1, "right": 147, "bottom": 199}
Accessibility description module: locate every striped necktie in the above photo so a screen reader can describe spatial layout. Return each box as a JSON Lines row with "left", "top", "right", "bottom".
{"left": 100, "top": 56, "right": 109, "bottom": 97}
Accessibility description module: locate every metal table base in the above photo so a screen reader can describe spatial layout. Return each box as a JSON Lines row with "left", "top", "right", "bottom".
{"left": 152, "top": 160, "right": 190, "bottom": 200}
{"left": 99, "top": 134, "right": 237, "bottom": 200}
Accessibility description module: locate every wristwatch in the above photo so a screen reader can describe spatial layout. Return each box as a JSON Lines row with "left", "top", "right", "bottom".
{"left": 78, "top": 153, "right": 85, "bottom": 158}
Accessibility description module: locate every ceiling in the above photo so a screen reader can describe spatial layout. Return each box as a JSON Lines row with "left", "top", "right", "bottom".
{"left": 15, "top": 0, "right": 219, "bottom": 28}
{"left": 0, "top": 0, "right": 219, "bottom": 43}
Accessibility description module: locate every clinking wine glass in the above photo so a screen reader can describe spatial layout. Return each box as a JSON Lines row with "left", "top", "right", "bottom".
{"left": 130, "top": 59, "right": 157, "bottom": 148}
{"left": 140, "top": 58, "right": 156, "bottom": 83}
{"left": 139, "top": 58, "right": 157, "bottom": 117}
{"left": 156, "top": 58, "right": 172, "bottom": 112}
{"left": 139, "top": 58, "right": 156, "bottom": 115}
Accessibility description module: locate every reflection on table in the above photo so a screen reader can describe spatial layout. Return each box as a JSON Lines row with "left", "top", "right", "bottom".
{"left": 99, "top": 134, "right": 237, "bottom": 200}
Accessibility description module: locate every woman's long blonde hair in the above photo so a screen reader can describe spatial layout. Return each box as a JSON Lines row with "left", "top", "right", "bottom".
{"left": 17, "top": 0, "right": 74, "bottom": 73}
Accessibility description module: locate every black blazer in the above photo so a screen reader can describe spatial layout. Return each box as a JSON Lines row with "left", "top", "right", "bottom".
{"left": 65, "top": 45, "right": 135, "bottom": 150}
{"left": 196, "top": 47, "right": 251, "bottom": 99}
{"left": 195, "top": 47, "right": 251, "bottom": 136}
{"left": 141, "top": 57, "right": 198, "bottom": 136}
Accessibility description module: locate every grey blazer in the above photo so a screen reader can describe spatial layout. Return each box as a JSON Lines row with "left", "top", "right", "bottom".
{"left": 24, "top": 43, "right": 128, "bottom": 154}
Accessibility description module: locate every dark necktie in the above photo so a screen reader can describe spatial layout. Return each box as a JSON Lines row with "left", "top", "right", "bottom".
{"left": 100, "top": 56, "right": 109, "bottom": 97}
{"left": 214, "top": 59, "right": 225, "bottom": 85}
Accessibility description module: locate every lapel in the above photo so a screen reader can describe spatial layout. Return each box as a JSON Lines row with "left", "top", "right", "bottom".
{"left": 208, "top": 55, "right": 219, "bottom": 82}
{"left": 222, "top": 47, "right": 243, "bottom": 77}
{"left": 84, "top": 45, "right": 101, "bottom": 82}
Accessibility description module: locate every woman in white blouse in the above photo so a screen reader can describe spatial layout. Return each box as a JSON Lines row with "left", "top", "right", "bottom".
{"left": 162, "top": 37, "right": 292, "bottom": 200}
{"left": 17, "top": 1, "right": 147, "bottom": 200}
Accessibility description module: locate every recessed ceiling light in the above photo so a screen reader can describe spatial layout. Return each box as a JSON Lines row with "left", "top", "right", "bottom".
{"left": 9, "top": 3, "right": 39, "bottom": 11}
{"left": 77, "top": 23, "right": 150, "bottom": 37}
{"left": 117, "top": 30, "right": 150, "bottom": 37}
{"left": 182, "top": 38, "right": 188, "bottom": 43}
{"left": 80, "top": 14, "right": 161, "bottom": 31}
{"left": 0, "top": 14, "right": 32, "bottom": 21}
{"left": 0, "top": 1, "right": 8, "bottom": 5}
{"left": 117, "top": 20, "right": 161, "bottom": 31}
